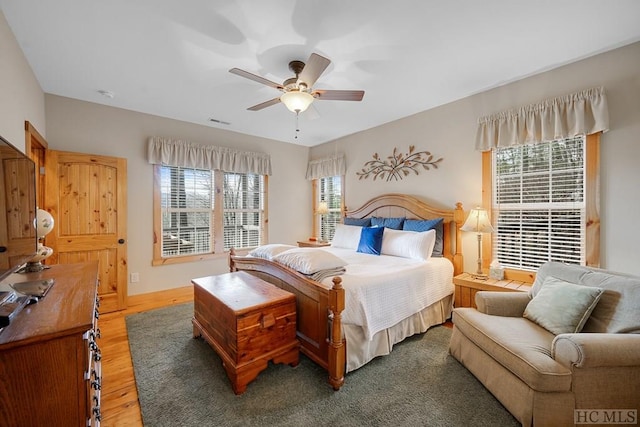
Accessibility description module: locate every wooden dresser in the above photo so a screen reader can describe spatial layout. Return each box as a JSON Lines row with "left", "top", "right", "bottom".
{"left": 192, "top": 271, "right": 299, "bottom": 394}
{"left": 0, "top": 262, "right": 101, "bottom": 427}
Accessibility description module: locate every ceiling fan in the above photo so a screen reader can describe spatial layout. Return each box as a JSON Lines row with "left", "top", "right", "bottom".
{"left": 229, "top": 53, "right": 365, "bottom": 114}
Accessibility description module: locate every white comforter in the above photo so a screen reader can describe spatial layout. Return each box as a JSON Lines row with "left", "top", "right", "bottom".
{"left": 317, "top": 247, "right": 454, "bottom": 340}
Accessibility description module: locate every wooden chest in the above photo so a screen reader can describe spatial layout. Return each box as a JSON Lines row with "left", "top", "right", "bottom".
{"left": 192, "top": 271, "right": 298, "bottom": 394}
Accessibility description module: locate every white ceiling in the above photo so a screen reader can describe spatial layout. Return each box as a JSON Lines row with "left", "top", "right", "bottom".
{"left": 2, "top": 1, "right": 640, "bottom": 147}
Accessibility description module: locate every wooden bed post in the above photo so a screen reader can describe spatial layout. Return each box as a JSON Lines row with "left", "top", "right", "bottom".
{"left": 327, "top": 276, "right": 345, "bottom": 390}
{"left": 229, "top": 248, "right": 237, "bottom": 272}
{"left": 453, "top": 202, "right": 464, "bottom": 276}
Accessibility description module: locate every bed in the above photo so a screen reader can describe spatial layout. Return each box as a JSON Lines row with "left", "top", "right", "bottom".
{"left": 229, "top": 194, "right": 464, "bottom": 390}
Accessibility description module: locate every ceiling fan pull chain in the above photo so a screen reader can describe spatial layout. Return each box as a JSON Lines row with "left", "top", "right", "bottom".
{"left": 295, "top": 112, "right": 300, "bottom": 140}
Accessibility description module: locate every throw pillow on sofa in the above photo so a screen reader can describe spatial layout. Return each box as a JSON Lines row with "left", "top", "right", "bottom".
{"left": 523, "top": 276, "right": 604, "bottom": 334}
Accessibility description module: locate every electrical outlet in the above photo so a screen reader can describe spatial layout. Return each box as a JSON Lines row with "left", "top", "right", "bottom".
{"left": 130, "top": 272, "right": 139, "bottom": 283}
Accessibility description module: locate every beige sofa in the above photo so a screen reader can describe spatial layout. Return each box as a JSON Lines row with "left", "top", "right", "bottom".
{"left": 449, "top": 261, "right": 640, "bottom": 427}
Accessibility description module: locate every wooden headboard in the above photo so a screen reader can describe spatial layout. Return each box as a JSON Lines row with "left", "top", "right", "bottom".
{"left": 344, "top": 193, "right": 465, "bottom": 275}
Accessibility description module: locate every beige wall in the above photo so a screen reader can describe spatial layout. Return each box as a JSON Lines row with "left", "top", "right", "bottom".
{"left": 45, "top": 96, "right": 311, "bottom": 294}
{"left": 0, "top": 10, "right": 45, "bottom": 150}
{"left": 311, "top": 42, "right": 640, "bottom": 275}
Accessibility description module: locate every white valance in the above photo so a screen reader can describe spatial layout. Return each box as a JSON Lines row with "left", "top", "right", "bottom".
{"left": 305, "top": 154, "right": 346, "bottom": 180}
{"left": 147, "top": 137, "right": 272, "bottom": 175}
{"left": 475, "top": 87, "right": 609, "bottom": 151}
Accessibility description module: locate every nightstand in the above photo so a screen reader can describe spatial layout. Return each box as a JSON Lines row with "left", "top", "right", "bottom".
{"left": 297, "top": 240, "right": 331, "bottom": 248}
{"left": 453, "top": 272, "right": 532, "bottom": 308}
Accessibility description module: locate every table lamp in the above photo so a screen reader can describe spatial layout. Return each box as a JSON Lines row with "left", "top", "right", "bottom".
{"left": 316, "top": 201, "right": 329, "bottom": 242}
{"left": 23, "top": 209, "right": 55, "bottom": 272}
{"left": 461, "top": 207, "right": 494, "bottom": 279}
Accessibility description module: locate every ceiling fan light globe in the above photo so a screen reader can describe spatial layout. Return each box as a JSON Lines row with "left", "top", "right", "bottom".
{"left": 280, "top": 91, "right": 314, "bottom": 113}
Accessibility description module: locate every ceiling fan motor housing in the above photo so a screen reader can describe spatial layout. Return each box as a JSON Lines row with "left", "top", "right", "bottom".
{"left": 229, "top": 53, "right": 364, "bottom": 111}
{"left": 283, "top": 77, "right": 300, "bottom": 91}
{"left": 285, "top": 60, "right": 308, "bottom": 91}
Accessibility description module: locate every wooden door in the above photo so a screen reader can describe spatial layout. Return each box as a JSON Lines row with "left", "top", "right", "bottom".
{"left": 25, "top": 121, "right": 48, "bottom": 208}
{"left": 44, "top": 150, "right": 127, "bottom": 312}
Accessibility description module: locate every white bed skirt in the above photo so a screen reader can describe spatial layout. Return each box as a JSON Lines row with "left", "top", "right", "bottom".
{"left": 343, "top": 293, "right": 454, "bottom": 372}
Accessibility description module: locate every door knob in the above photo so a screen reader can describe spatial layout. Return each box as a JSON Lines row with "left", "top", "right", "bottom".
{"left": 118, "top": 239, "right": 125, "bottom": 244}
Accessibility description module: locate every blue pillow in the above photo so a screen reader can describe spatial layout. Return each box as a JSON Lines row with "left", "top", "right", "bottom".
{"left": 357, "top": 227, "right": 385, "bottom": 255}
{"left": 403, "top": 218, "right": 444, "bottom": 257}
{"left": 370, "top": 216, "right": 405, "bottom": 230}
{"left": 344, "top": 217, "right": 371, "bottom": 227}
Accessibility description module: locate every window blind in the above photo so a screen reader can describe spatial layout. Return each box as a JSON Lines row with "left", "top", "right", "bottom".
{"left": 318, "top": 176, "right": 342, "bottom": 242}
{"left": 159, "top": 166, "right": 265, "bottom": 257}
{"left": 223, "top": 173, "right": 264, "bottom": 250}
{"left": 160, "top": 166, "right": 213, "bottom": 257}
{"left": 493, "top": 136, "right": 585, "bottom": 270}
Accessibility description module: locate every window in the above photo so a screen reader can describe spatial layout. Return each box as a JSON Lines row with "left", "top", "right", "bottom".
{"left": 486, "top": 134, "right": 599, "bottom": 272}
{"left": 153, "top": 165, "right": 267, "bottom": 265}
{"left": 159, "top": 166, "right": 213, "bottom": 257}
{"left": 222, "top": 172, "right": 264, "bottom": 251}
{"left": 315, "top": 176, "right": 343, "bottom": 242}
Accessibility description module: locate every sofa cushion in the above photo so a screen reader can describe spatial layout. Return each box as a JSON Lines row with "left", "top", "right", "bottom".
{"left": 524, "top": 276, "right": 604, "bottom": 335}
{"left": 452, "top": 307, "right": 572, "bottom": 392}
{"left": 533, "top": 262, "right": 640, "bottom": 333}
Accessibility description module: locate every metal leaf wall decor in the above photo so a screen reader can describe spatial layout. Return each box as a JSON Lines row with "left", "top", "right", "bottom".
{"left": 356, "top": 145, "right": 443, "bottom": 181}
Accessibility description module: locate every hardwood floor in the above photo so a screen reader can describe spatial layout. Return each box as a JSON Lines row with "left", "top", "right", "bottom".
{"left": 98, "top": 285, "right": 194, "bottom": 427}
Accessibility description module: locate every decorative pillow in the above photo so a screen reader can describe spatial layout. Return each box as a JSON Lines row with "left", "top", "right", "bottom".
{"left": 248, "top": 244, "right": 296, "bottom": 260}
{"left": 344, "top": 217, "right": 371, "bottom": 227}
{"left": 523, "top": 276, "right": 605, "bottom": 335}
{"left": 273, "top": 248, "right": 347, "bottom": 274}
{"left": 331, "top": 224, "right": 363, "bottom": 250}
{"left": 370, "top": 216, "right": 405, "bottom": 230}
{"left": 403, "top": 218, "right": 444, "bottom": 257}
{"left": 381, "top": 228, "right": 436, "bottom": 260}
{"left": 357, "top": 227, "right": 385, "bottom": 255}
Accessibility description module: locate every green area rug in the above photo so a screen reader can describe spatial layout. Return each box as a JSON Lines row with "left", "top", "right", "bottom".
{"left": 126, "top": 303, "right": 518, "bottom": 426}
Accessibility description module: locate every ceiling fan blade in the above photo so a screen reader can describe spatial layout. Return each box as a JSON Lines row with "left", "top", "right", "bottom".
{"left": 247, "top": 97, "right": 281, "bottom": 111}
{"left": 313, "top": 90, "right": 365, "bottom": 101}
{"left": 229, "top": 68, "right": 283, "bottom": 89}
{"left": 298, "top": 53, "right": 331, "bottom": 87}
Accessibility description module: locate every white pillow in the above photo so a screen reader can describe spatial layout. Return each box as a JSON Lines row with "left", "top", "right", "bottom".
{"left": 248, "top": 244, "right": 296, "bottom": 260}
{"left": 380, "top": 228, "right": 436, "bottom": 260}
{"left": 273, "top": 248, "right": 347, "bottom": 274}
{"left": 331, "top": 224, "right": 363, "bottom": 250}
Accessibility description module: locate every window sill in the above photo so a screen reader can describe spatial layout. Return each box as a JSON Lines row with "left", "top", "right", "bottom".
{"left": 152, "top": 251, "right": 229, "bottom": 266}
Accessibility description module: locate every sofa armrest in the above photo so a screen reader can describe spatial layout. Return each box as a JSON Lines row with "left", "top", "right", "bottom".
{"left": 475, "top": 291, "right": 531, "bottom": 317}
{"left": 552, "top": 333, "right": 640, "bottom": 368}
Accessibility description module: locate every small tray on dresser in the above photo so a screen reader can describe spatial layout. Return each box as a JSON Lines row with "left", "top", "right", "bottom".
{"left": 10, "top": 278, "right": 55, "bottom": 299}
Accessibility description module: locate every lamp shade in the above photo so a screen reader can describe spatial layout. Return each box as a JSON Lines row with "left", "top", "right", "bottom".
{"left": 461, "top": 207, "right": 494, "bottom": 233}
{"left": 317, "top": 201, "right": 329, "bottom": 215}
{"left": 280, "top": 90, "right": 314, "bottom": 113}
{"left": 35, "top": 209, "right": 55, "bottom": 239}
